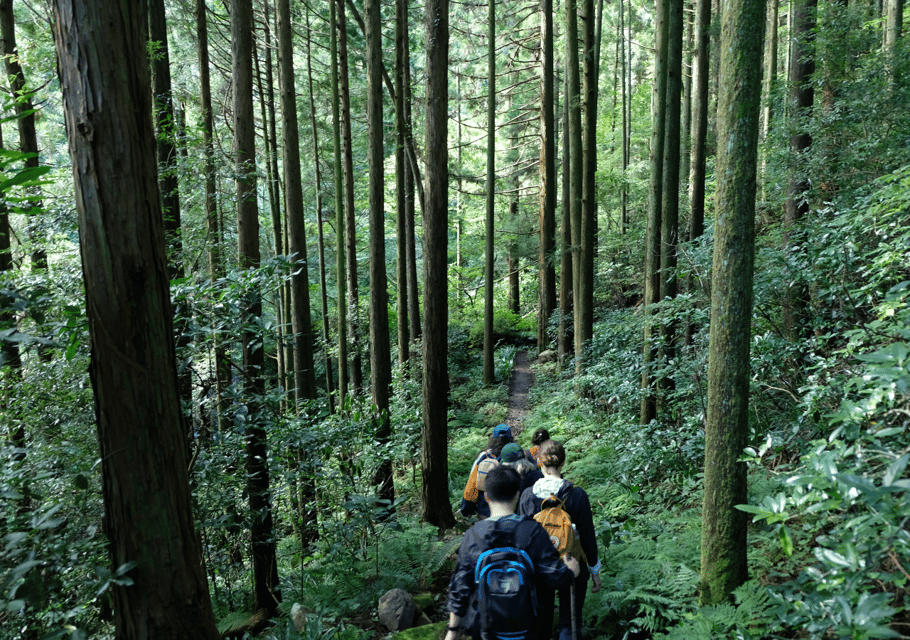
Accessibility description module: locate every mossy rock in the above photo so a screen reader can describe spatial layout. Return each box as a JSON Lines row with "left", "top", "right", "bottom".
{"left": 412, "top": 593, "right": 435, "bottom": 612}
{"left": 395, "top": 621, "right": 445, "bottom": 640}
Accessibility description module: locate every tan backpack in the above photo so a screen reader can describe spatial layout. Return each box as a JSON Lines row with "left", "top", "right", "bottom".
{"left": 475, "top": 454, "right": 500, "bottom": 491}
{"left": 533, "top": 494, "right": 586, "bottom": 563}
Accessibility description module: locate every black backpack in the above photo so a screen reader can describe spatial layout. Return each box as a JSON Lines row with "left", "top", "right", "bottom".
{"left": 474, "top": 516, "right": 538, "bottom": 640}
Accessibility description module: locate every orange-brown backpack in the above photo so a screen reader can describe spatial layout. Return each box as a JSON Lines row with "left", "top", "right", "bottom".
{"left": 533, "top": 494, "right": 586, "bottom": 564}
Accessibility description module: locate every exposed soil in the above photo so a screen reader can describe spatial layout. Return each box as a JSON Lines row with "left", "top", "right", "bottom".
{"left": 504, "top": 350, "right": 534, "bottom": 439}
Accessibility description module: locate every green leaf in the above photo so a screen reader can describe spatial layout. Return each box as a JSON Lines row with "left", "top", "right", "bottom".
{"left": 779, "top": 525, "right": 793, "bottom": 557}
{"left": 0, "top": 165, "right": 51, "bottom": 191}
{"left": 883, "top": 454, "right": 908, "bottom": 487}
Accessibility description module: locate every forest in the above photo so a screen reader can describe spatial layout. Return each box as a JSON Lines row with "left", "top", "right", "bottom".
{"left": 0, "top": 0, "right": 907, "bottom": 637}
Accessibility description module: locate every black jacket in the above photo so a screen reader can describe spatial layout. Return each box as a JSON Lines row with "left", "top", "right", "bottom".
{"left": 518, "top": 478, "right": 598, "bottom": 570}
{"left": 447, "top": 515, "right": 576, "bottom": 634}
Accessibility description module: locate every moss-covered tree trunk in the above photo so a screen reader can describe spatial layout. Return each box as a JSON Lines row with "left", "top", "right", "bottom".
{"left": 700, "top": 0, "right": 765, "bottom": 605}
{"left": 52, "top": 1, "right": 220, "bottom": 636}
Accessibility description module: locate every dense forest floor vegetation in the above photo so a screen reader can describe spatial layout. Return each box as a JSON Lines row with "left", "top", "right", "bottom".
{"left": 2, "top": 162, "right": 909, "bottom": 640}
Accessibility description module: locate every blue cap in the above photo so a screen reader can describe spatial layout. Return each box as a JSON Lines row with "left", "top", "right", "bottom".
{"left": 492, "top": 424, "right": 514, "bottom": 441}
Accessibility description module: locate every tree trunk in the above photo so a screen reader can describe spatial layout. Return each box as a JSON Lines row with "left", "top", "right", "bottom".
{"left": 338, "top": 0, "right": 363, "bottom": 396}
{"left": 782, "top": 0, "right": 816, "bottom": 340}
{"left": 277, "top": 0, "right": 317, "bottom": 406}
{"left": 366, "top": 0, "right": 395, "bottom": 505}
{"left": 567, "top": 0, "right": 584, "bottom": 373}
{"left": 483, "top": 0, "right": 497, "bottom": 385}
{"left": 396, "top": 0, "right": 411, "bottom": 367}
{"left": 760, "top": 0, "right": 778, "bottom": 198}
{"left": 579, "top": 0, "right": 597, "bottom": 369}
{"left": 51, "top": 1, "right": 221, "bottom": 636}
{"left": 558, "top": 76, "right": 573, "bottom": 365}
{"left": 700, "top": 0, "right": 764, "bottom": 604}
{"left": 640, "top": 0, "right": 669, "bottom": 425}
{"left": 404, "top": 39, "right": 421, "bottom": 344}
{"left": 620, "top": 0, "right": 629, "bottom": 234}
{"left": 421, "top": 0, "right": 456, "bottom": 530}
{"left": 232, "top": 0, "right": 280, "bottom": 614}
{"left": 1, "top": 0, "right": 49, "bottom": 361}
{"left": 688, "top": 0, "right": 711, "bottom": 242}
{"left": 305, "top": 8, "right": 335, "bottom": 411}
{"left": 329, "top": 0, "right": 348, "bottom": 405}
{"left": 538, "top": 0, "right": 557, "bottom": 351}
{"left": 658, "top": 0, "right": 684, "bottom": 403}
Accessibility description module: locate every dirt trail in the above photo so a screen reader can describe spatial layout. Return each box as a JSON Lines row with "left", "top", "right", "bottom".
{"left": 504, "top": 350, "right": 533, "bottom": 439}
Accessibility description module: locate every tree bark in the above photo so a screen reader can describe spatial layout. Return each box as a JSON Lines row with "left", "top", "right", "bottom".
{"left": 338, "top": 0, "right": 363, "bottom": 395}
{"left": 329, "top": 0, "right": 348, "bottom": 405}
{"left": 579, "top": 0, "right": 597, "bottom": 369}
{"left": 567, "top": 0, "right": 584, "bottom": 373}
{"left": 538, "top": 0, "right": 557, "bottom": 351}
{"left": 232, "top": 0, "right": 280, "bottom": 614}
{"left": 688, "top": 0, "right": 711, "bottom": 242}
{"left": 782, "top": 0, "right": 816, "bottom": 340}
{"left": 700, "top": 0, "right": 764, "bottom": 604}
{"left": 640, "top": 0, "right": 669, "bottom": 425}
{"left": 366, "top": 0, "right": 395, "bottom": 504}
{"left": 421, "top": 0, "right": 456, "bottom": 530}
{"left": 483, "top": 0, "right": 497, "bottom": 385}
{"left": 558, "top": 76, "right": 573, "bottom": 365}
{"left": 396, "top": 0, "right": 411, "bottom": 367}
{"left": 51, "top": 1, "right": 220, "bottom": 635}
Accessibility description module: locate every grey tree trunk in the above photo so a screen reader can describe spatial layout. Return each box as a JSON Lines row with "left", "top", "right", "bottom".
{"left": 700, "top": 0, "right": 764, "bottom": 604}
{"left": 52, "top": 0, "right": 221, "bottom": 635}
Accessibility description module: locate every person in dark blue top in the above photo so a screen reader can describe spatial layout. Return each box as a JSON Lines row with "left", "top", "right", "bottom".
{"left": 446, "top": 466, "right": 580, "bottom": 640}
{"left": 519, "top": 439, "right": 602, "bottom": 640}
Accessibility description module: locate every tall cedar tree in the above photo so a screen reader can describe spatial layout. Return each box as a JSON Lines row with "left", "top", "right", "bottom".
{"left": 338, "top": 0, "right": 363, "bottom": 395}
{"left": 538, "top": 0, "right": 557, "bottom": 351}
{"left": 232, "top": 0, "right": 280, "bottom": 615}
{"left": 782, "top": 0, "right": 816, "bottom": 340}
{"left": 330, "top": 0, "right": 349, "bottom": 405}
{"left": 277, "top": 0, "right": 317, "bottom": 405}
{"left": 396, "top": 0, "right": 411, "bottom": 366}
{"left": 422, "top": 0, "right": 456, "bottom": 530}
{"left": 688, "top": 0, "right": 711, "bottom": 242}
{"left": 700, "top": 0, "right": 765, "bottom": 604}
{"left": 366, "top": 0, "right": 395, "bottom": 503}
{"left": 558, "top": 74, "right": 573, "bottom": 364}
{"left": 483, "top": 0, "right": 496, "bottom": 384}
{"left": 51, "top": 0, "right": 220, "bottom": 636}
{"left": 579, "top": 0, "right": 596, "bottom": 369}
{"left": 640, "top": 0, "right": 669, "bottom": 424}
{"left": 566, "top": 0, "right": 584, "bottom": 372}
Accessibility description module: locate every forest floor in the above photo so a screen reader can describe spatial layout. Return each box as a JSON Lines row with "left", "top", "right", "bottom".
{"left": 503, "top": 350, "right": 534, "bottom": 439}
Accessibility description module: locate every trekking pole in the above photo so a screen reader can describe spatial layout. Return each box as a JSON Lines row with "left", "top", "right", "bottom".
{"left": 570, "top": 582, "right": 577, "bottom": 640}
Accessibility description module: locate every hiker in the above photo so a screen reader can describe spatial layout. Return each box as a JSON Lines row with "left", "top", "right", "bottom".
{"left": 460, "top": 424, "right": 514, "bottom": 518}
{"left": 445, "top": 465, "right": 581, "bottom": 640}
{"left": 500, "top": 442, "right": 543, "bottom": 492}
{"left": 519, "top": 439, "right": 602, "bottom": 640}
{"left": 526, "top": 428, "right": 551, "bottom": 465}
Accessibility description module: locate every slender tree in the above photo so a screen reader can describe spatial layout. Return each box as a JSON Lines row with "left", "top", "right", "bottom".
{"left": 329, "top": 0, "right": 348, "bottom": 405}
{"left": 366, "top": 0, "right": 394, "bottom": 504}
{"left": 232, "top": 0, "right": 280, "bottom": 615}
{"left": 396, "top": 0, "right": 411, "bottom": 367}
{"left": 688, "top": 0, "right": 711, "bottom": 242}
{"left": 51, "top": 1, "right": 220, "bottom": 636}
{"left": 567, "top": 0, "right": 584, "bottom": 372}
{"left": 579, "top": 0, "right": 597, "bottom": 367}
{"left": 782, "top": 0, "right": 816, "bottom": 340}
{"left": 700, "top": 0, "right": 765, "bottom": 604}
{"left": 538, "top": 0, "right": 557, "bottom": 351}
{"left": 483, "top": 0, "right": 497, "bottom": 385}
{"left": 421, "top": 0, "right": 456, "bottom": 530}
{"left": 640, "top": 0, "right": 669, "bottom": 424}
{"left": 338, "top": 0, "right": 363, "bottom": 395}
{"left": 558, "top": 76, "right": 573, "bottom": 365}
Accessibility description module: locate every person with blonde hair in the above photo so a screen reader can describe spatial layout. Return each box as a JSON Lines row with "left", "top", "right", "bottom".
{"left": 519, "top": 439, "right": 601, "bottom": 640}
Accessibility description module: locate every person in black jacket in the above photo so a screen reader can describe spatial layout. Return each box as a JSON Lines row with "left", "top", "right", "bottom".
{"left": 518, "top": 440, "right": 602, "bottom": 640}
{"left": 446, "top": 466, "right": 580, "bottom": 640}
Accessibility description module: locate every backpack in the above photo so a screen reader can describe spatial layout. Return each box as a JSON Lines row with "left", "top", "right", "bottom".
{"left": 476, "top": 454, "right": 500, "bottom": 492}
{"left": 533, "top": 493, "right": 586, "bottom": 564}
{"left": 475, "top": 518, "right": 538, "bottom": 640}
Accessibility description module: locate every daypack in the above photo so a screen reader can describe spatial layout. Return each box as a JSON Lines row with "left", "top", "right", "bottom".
{"left": 475, "top": 454, "right": 500, "bottom": 492}
{"left": 475, "top": 518, "right": 538, "bottom": 640}
{"left": 533, "top": 493, "right": 586, "bottom": 564}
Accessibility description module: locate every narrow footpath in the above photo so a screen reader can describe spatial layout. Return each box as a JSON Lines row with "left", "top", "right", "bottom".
{"left": 504, "top": 350, "right": 534, "bottom": 439}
